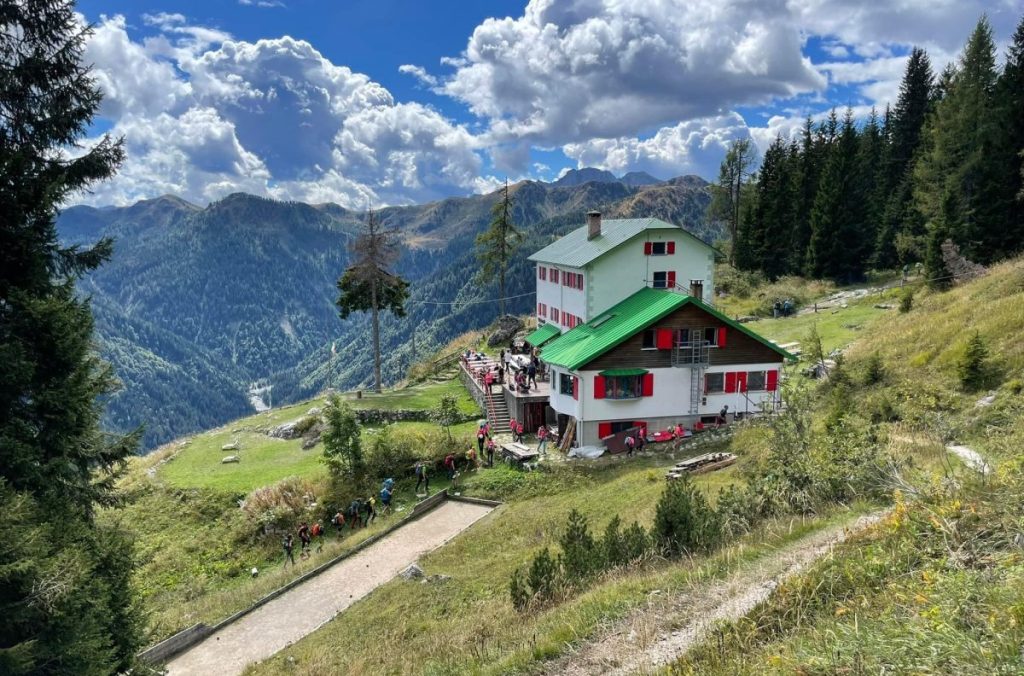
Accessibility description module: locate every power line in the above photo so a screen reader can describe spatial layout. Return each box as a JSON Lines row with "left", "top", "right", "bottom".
{"left": 409, "top": 291, "right": 536, "bottom": 307}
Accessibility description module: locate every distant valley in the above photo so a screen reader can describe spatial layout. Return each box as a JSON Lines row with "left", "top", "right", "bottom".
{"left": 59, "top": 170, "right": 719, "bottom": 449}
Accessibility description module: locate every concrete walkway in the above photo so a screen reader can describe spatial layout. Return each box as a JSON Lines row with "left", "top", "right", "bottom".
{"left": 165, "top": 500, "right": 493, "bottom": 676}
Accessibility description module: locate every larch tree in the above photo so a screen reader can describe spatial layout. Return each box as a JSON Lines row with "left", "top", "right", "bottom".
{"left": 475, "top": 179, "right": 522, "bottom": 317}
{"left": 336, "top": 209, "right": 409, "bottom": 393}
{"left": 710, "top": 138, "right": 756, "bottom": 264}
{"left": 0, "top": 2, "right": 143, "bottom": 672}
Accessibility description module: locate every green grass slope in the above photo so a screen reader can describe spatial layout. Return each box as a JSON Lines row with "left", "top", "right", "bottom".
{"left": 672, "top": 257, "right": 1024, "bottom": 675}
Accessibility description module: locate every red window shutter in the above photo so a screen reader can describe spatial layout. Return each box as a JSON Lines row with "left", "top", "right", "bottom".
{"left": 737, "top": 372, "right": 748, "bottom": 392}
{"left": 537, "top": 303, "right": 542, "bottom": 315}
{"left": 766, "top": 370, "right": 779, "bottom": 391}
{"left": 641, "top": 373, "right": 654, "bottom": 397}
{"left": 667, "top": 272, "right": 676, "bottom": 288}
{"left": 725, "top": 372, "right": 737, "bottom": 393}
{"left": 644, "top": 242, "right": 653, "bottom": 255}
{"left": 656, "top": 328, "right": 673, "bottom": 350}
{"left": 718, "top": 327, "right": 727, "bottom": 347}
{"left": 598, "top": 423, "right": 612, "bottom": 438}
{"left": 578, "top": 275, "right": 584, "bottom": 290}
{"left": 667, "top": 241, "right": 675, "bottom": 254}
{"left": 572, "top": 377, "right": 579, "bottom": 400}
{"left": 594, "top": 375, "right": 605, "bottom": 399}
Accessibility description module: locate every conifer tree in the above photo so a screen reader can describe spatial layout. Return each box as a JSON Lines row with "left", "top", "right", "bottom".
{"left": 809, "top": 109, "right": 862, "bottom": 281}
{"left": 790, "top": 117, "right": 820, "bottom": 274}
{"left": 874, "top": 47, "right": 933, "bottom": 268}
{"left": 915, "top": 18, "right": 1002, "bottom": 264}
{"left": 337, "top": 209, "right": 409, "bottom": 393}
{"left": 0, "top": 2, "right": 143, "bottom": 672}
{"left": 475, "top": 179, "right": 522, "bottom": 316}
{"left": 710, "top": 139, "right": 756, "bottom": 264}
{"left": 995, "top": 16, "right": 1024, "bottom": 252}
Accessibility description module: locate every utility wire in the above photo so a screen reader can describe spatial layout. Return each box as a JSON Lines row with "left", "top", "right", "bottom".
{"left": 409, "top": 291, "right": 536, "bottom": 307}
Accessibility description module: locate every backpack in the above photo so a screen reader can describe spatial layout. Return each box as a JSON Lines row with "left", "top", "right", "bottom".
{"left": 311, "top": 523, "right": 322, "bottom": 537}
{"left": 415, "top": 462, "right": 423, "bottom": 477}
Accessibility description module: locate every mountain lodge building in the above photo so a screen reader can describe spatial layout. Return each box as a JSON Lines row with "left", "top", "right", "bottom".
{"left": 519, "top": 211, "right": 794, "bottom": 449}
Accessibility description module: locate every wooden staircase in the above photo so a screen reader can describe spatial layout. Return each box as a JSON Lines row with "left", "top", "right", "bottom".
{"left": 463, "top": 355, "right": 511, "bottom": 430}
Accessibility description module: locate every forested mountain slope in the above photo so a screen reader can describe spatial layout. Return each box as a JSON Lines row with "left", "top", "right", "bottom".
{"left": 60, "top": 173, "right": 716, "bottom": 449}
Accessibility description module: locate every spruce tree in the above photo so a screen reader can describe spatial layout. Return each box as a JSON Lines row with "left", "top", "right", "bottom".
{"left": 874, "top": 47, "right": 933, "bottom": 268}
{"left": 710, "top": 139, "right": 756, "bottom": 264}
{"left": 915, "top": 18, "right": 1002, "bottom": 265}
{"left": 809, "top": 109, "right": 862, "bottom": 281}
{"left": 0, "top": 2, "right": 142, "bottom": 672}
{"left": 994, "top": 16, "right": 1024, "bottom": 254}
{"left": 790, "top": 117, "right": 820, "bottom": 274}
{"left": 475, "top": 179, "right": 522, "bottom": 317}
{"left": 752, "top": 136, "right": 794, "bottom": 280}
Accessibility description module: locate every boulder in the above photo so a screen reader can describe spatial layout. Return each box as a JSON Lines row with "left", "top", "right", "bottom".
{"left": 221, "top": 442, "right": 239, "bottom": 451}
{"left": 269, "top": 421, "right": 300, "bottom": 439}
{"left": 486, "top": 315, "right": 525, "bottom": 347}
{"left": 221, "top": 455, "right": 240, "bottom": 464}
{"left": 400, "top": 564, "right": 424, "bottom": 580}
{"left": 301, "top": 434, "right": 320, "bottom": 450}
{"left": 306, "top": 407, "right": 322, "bottom": 417}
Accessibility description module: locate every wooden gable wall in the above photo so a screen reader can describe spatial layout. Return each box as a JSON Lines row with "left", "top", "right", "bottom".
{"left": 582, "top": 304, "right": 782, "bottom": 371}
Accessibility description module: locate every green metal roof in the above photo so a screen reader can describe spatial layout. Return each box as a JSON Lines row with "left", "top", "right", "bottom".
{"left": 600, "top": 368, "right": 649, "bottom": 376}
{"left": 524, "top": 323, "right": 560, "bottom": 347}
{"left": 539, "top": 288, "right": 795, "bottom": 371}
{"left": 527, "top": 218, "right": 717, "bottom": 268}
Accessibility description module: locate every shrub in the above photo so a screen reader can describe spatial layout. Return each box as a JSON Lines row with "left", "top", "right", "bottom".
{"left": 241, "top": 476, "right": 319, "bottom": 532}
{"left": 621, "top": 521, "right": 650, "bottom": 563}
{"left": 653, "top": 475, "right": 722, "bottom": 557}
{"left": 862, "top": 352, "right": 886, "bottom": 386}
{"left": 526, "top": 547, "right": 558, "bottom": 600}
{"left": 899, "top": 288, "right": 914, "bottom": 313}
{"left": 715, "top": 484, "right": 756, "bottom": 537}
{"left": 293, "top": 415, "right": 319, "bottom": 436}
{"left": 321, "top": 394, "right": 364, "bottom": 487}
{"left": 958, "top": 332, "right": 990, "bottom": 391}
{"left": 600, "top": 515, "right": 626, "bottom": 567}
{"left": 509, "top": 567, "right": 529, "bottom": 611}
{"left": 363, "top": 425, "right": 419, "bottom": 484}
{"left": 560, "top": 509, "right": 598, "bottom": 581}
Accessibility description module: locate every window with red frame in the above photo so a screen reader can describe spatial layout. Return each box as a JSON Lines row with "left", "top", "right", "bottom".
{"left": 538, "top": 266, "right": 546, "bottom": 281}
{"left": 550, "top": 308, "right": 559, "bottom": 323}
{"left": 549, "top": 267, "right": 559, "bottom": 283}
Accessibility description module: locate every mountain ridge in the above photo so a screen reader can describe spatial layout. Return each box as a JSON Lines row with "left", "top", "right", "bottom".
{"left": 60, "top": 173, "right": 717, "bottom": 449}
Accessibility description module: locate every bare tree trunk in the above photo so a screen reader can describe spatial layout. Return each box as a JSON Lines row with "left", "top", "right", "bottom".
{"left": 499, "top": 268, "right": 506, "bottom": 316}
{"left": 371, "top": 278, "right": 381, "bottom": 393}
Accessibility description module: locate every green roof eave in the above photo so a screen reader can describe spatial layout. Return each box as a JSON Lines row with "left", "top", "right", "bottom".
{"left": 539, "top": 288, "right": 796, "bottom": 371}
{"left": 599, "top": 368, "right": 649, "bottom": 376}
{"left": 525, "top": 323, "right": 560, "bottom": 347}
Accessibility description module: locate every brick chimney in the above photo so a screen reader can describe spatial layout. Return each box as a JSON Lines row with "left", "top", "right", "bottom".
{"left": 586, "top": 211, "right": 601, "bottom": 240}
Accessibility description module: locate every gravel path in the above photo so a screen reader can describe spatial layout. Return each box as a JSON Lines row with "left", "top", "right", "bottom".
{"left": 547, "top": 513, "right": 886, "bottom": 676}
{"left": 165, "top": 500, "right": 493, "bottom": 676}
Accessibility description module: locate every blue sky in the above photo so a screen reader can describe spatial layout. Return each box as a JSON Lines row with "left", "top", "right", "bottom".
{"left": 74, "top": 0, "right": 1022, "bottom": 207}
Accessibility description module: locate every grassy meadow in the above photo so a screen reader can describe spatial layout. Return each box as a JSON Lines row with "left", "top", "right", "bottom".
{"left": 671, "top": 258, "right": 1024, "bottom": 674}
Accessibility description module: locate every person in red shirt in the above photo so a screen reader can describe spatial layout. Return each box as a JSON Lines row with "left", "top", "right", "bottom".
{"left": 515, "top": 421, "right": 525, "bottom": 443}
{"left": 444, "top": 453, "right": 456, "bottom": 480}
{"left": 537, "top": 425, "right": 548, "bottom": 455}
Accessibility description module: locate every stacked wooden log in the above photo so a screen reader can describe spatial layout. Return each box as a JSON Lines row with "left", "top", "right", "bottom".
{"left": 665, "top": 452, "right": 737, "bottom": 480}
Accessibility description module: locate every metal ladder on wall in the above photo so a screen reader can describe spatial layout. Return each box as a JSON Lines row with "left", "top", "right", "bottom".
{"left": 689, "top": 367, "right": 702, "bottom": 415}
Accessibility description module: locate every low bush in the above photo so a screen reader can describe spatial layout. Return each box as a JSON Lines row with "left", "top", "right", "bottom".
{"left": 241, "top": 476, "right": 319, "bottom": 533}
{"left": 653, "top": 475, "right": 722, "bottom": 557}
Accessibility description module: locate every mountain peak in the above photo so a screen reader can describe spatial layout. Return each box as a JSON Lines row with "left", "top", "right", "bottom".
{"left": 551, "top": 167, "right": 663, "bottom": 188}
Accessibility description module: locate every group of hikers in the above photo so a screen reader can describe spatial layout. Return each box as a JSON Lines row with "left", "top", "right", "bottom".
{"left": 466, "top": 345, "right": 544, "bottom": 395}
{"left": 281, "top": 477, "right": 397, "bottom": 567}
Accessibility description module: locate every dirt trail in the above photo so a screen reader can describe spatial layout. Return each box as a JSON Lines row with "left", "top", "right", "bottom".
{"left": 165, "top": 500, "right": 493, "bottom": 676}
{"left": 946, "top": 444, "right": 991, "bottom": 475}
{"left": 547, "top": 513, "right": 885, "bottom": 676}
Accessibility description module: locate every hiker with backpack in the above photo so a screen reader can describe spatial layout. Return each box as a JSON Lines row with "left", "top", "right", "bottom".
{"left": 332, "top": 510, "right": 345, "bottom": 534}
{"left": 379, "top": 484, "right": 392, "bottom": 514}
{"left": 466, "top": 446, "right": 478, "bottom": 471}
{"left": 311, "top": 521, "right": 324, "bottom": 553}
{"left": 537, "top": 425, "right": 548, "bottom": 455}
{"left": 515, "top": 420, "right": 525, "bottom": 443}
{"left": 624, "top": 434, "right": 636, "bottom": 457}
{"left": 476, "top": 425, "right": 487, "bottom": 456}
{"left": 414, "top": 460, "right": 430, "bottom": 496}
{"left": 297, "top": 522, "right": 311, "bottom": 559}
{"left": 282, "top": 533, "right": 295, "bottom": 568}
{"left": 348, "top": 498, "right": 362, "bottom": 529}
{"left": 444, "top": 452, "right": 456, "bottom": 480}
{"left": 363, "top": 495, "right": 377, "bottom": 526}
{"left": 486, "top": 437, "right": 496, "bottom": 467}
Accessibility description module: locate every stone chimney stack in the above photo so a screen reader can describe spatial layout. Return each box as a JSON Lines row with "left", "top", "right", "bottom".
{"left": 586, "top": 211, "right": 602, "bottom": 240}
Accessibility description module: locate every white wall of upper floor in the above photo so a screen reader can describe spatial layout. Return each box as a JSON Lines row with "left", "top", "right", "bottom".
{"left": 534, "top": 230, "right": 716, "bottom": 327}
